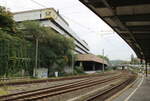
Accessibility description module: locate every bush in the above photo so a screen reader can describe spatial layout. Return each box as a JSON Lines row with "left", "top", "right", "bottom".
{"left": 73, "top": 66, "right": 85, "bottom": 75}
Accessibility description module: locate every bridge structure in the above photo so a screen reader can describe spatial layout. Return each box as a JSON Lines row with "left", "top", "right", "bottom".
{"left": 80, "top": 0, "right": 150, "bottom": 76}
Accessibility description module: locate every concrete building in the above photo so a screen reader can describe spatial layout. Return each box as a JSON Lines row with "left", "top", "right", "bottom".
{"left": 13, "top": 8, "right": 90, "bottom": 54}
{"left": 75, "top": 54, "right": 108, "bottom": 72}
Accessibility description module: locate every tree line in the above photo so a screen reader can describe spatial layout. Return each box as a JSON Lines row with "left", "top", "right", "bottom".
{"left": 0, "top": 6, "right": 75, "bottom": 77}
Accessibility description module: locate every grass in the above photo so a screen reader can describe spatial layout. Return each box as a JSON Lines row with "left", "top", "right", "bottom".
{"left": 0, "top": 89, "right": 8, "bottom": 95}
{"left": 0, "top": 87, "right": 9, "bottom": 95}
{"left": 0, "top": 85, "right": 23, "bottom": 95}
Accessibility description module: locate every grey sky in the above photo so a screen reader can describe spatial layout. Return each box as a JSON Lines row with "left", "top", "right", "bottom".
{"left": 0, "top": 0, "right": 136, "bottom": 60}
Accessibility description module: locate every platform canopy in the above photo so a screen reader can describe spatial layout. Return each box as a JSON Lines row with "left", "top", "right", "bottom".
{"left": 80, "top": 0, "right": 150, "bottom": 62}
{"left": 76, "top": 54, "right": 108, "bottom": 65}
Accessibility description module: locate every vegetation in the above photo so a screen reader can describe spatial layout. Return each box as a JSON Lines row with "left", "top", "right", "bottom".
{"left": 0, "top": 6, "right": 75, "bottom": 77}
{"left": 130, "top": 58, "right": 140, "bottom": 65}
{"left": 73, "top": 66, "right": 84, "bottom": 75}
{"left": 110, "top": 60, "right": 129, "bottom": 65}
{"left": 0, "top": 6, "right": 16, "bottom": 32}
{"left": 97, "top": 55, "right": 109, "bottom": 63}
{"left": 0, "top": 30, "right": 32, "bottom": 76}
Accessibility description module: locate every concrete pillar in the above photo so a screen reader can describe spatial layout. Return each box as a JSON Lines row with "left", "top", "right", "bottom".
{"left": 79, "top": 61, "right": 83, "bottom": 67}
{"left": 93, "top": 63, "right": 95, "bottom": 71}
{"left": 140, "top": 59, "right": 143, "bottom": 65}
{"left": 146, "top": 61, "right": 148, "bottom": 77}
{"left": 148, "top": 63, "right": 149, "bottom": 75}
{"left": 140, "top": 59, "right": 143, "bottom": 73}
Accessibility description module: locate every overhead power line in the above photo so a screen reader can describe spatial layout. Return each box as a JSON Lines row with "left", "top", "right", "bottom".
{"left": 30, "top": 0, "right": 47, "bottom": 8}
{"left": 29, "top": 0, "right": 110, "bottom": 34}
{"left": 29, "top": 0, "right": 113, "bottom": 36}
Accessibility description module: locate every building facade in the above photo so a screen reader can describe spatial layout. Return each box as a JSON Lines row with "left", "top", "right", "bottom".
{"left": 13, "top": 8, "right": 90, "bottom": 54}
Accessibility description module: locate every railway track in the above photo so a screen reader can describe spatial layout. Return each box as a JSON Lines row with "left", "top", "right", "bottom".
{"left": 0, "top": 71, "right": 117, "bottom": 87}
{"left": 86, "top": 75, "right": 136, "bottom": 101}
{"left": 0, "top": 73, "right": 123, "bottom": 101}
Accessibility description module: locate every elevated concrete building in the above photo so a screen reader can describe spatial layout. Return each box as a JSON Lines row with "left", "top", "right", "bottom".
{"left": 13, "top": 8, "right": 90, "bottom": 54}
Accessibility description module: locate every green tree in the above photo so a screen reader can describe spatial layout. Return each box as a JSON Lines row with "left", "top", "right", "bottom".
{"left": 0, "top": 6, "right": 16, "bottom": 32}
{"left": 0, "top": 6, "right": 32, "bottom": 77}
{"left": 0, "top": 9, "right": 75, "bottom": 77}
{"left": 0, "top": 29, "right": 32, "bottom": 77}
{"left": 97, "top": 55, "right": 109, "bottom": 62}
{"left": 21, "top": 21, "right": 48, "bottom": 77}
{"left": 131, "top": 58, "right": 140, "bottom": 65}
{"left": 21, "top": 21, "right": 75, "bottom": 76}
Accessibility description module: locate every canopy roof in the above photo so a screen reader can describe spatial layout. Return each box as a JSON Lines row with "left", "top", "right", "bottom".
{"left": 76, "top": 54, "right": 108, "bottom": 65}
{"left": 80, "top": 0, "right": 150, "bottom": 62}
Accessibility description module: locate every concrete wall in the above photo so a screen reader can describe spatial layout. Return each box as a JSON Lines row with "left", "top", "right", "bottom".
{"left": 35, "top": 68, "right": 48, "bottom": 78}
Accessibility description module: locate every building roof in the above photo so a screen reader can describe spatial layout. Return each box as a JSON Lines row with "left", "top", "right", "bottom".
{"left": 76, "top": 54, "right": 108, "bottom": 65}
{"left": 13, "top": 8, "right": 56, "bottom": 15}
{"left": 80, "top": 0, "right": 150, "bottom": 62}
{"left": 13, "top": 8, "right": 69, "bottom": 26}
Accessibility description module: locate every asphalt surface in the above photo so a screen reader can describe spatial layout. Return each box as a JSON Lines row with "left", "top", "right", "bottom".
{"left": 128, "top": 75, "right": 150, "bottom": 101}
{"left": 112, "top": 74, "right": 150, "bottom": 101}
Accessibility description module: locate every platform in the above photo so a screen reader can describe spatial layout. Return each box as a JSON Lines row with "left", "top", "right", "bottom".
{"left": 111, "top": 74, "right": 150, "bottom": 101}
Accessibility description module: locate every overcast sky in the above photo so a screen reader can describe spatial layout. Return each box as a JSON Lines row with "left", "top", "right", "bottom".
{"left": 0, "top": 0, "right": 136, "bottom": 60}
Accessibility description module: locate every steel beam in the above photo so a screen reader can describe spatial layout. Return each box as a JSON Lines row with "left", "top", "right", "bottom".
{"left": 103, "top": 14, "right": 150, "bottom": 22}
{"left": 88, "top": 0, "right": 150, "bottom": 8}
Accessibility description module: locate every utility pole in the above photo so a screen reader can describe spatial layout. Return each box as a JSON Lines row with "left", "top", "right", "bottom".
{"left": 140, "top": 59, "right": 143, "bottom": 74}
{"left": 131, "top": 54, "right": 134, "bottom": 65}
{"left": 72, "top": 54, "right": 74, "bottom": 74}
{"left": 34, "top": 38, "right": 39, "bottom": 77}
{"left": 102, "top": 49, "right": 104, "bottom": 72}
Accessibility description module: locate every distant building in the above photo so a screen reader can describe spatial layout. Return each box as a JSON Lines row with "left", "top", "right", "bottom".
{"left": 13, "top": 8, "right": 90, "bottom": 54}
